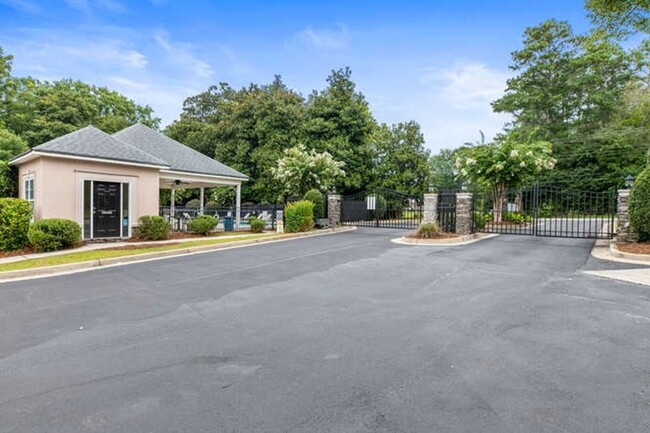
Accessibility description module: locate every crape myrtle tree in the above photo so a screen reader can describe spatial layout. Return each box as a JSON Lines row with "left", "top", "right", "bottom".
{"left": 271, "top": 143, "right": 345, "bottom": 197}
{"left": 455, "top": 131, "right": 556, "bottom": 223}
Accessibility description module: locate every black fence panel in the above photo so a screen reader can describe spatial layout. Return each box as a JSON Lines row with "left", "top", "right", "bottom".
{"left": 160, "top": 204, "right": 283, "bottom": 232}
{"left": 437, "top": 191, "right": 456, "bottom": 233}
{"left": 472, "top": 184, "right": 616, "bottom": 239}
{"left": 341, "top": 188, "right": 422, "bottom": 229}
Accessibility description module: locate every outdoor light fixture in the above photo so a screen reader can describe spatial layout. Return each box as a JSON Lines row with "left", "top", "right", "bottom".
{"left": 625, "top": 175, "right": 635, "bottom": 189}
{"left": 428, "top": 183, "right": 434, "bottom": 193}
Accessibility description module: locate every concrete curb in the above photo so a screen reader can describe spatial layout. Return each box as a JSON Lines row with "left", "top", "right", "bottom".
{"left": 391, "top": 232, "right": 498, "bottom": 247}
{"left": 590, "top": 239, "right": 650, "bottom": 266}
{"left": 609, "top": 242, "right": 650, "bottom": 262}
{"left": 0, "top": 226, "right": 357, "bottom": 283}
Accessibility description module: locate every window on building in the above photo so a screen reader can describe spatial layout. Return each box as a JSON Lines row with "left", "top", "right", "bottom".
{"left": 24, "top": 176, "right": 34, "bottom": 208}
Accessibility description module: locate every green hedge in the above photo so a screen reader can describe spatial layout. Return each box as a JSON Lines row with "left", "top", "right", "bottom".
{"left": 188, "top": 215, "right": 218, "bottom": 235}
{"left": 0, "top": 198, "right": 32, "bottom": 251}
{"left": 629, "top": 167, "right": 650, "bottom": 241}
{"left": 28, "top": 219, "right": 81, "bottom": 252}
{"left": 304, "top": 189, "right": 325, "bottom": 220}
{"left": 186, "top": 198, "right": 201, "bottom": 207}
{"left": 285, "top": 200, "right": 314, "bottom": 233}
{"left": 135, "top": 215, "right": 170, "bottom": 240}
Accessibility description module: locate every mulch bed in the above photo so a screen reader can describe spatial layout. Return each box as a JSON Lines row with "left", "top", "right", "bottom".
{"left": 0, "top": 246, "right": 35, "bottom": 258}
{"left": 406, "top": 232, "right": 460, "bottom": 240}
{"left": 617, "top": 242, "right": 650, "bottom": 255}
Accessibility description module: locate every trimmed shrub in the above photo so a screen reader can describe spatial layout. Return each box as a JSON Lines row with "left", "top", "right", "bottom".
{"left": 0, "top": 198, "right": 32, "bottom": 251}
{"left": 304, "top": 189, "right": 325, "bottom": 220}
{"left": 135, "top": 215, "right": 170, "bottom": 240}
{"left": 205, "top": 201, "right": 219, "bottom": 209}
{"left": 187, "top": 215, "right": 218, "bottom": 235}
{"left": 473, "top": 212, "right": 489, "bottom": 230}
{"left": 629, "top": 167, "right": 650, "bottom": 241}
{"left": 185, "top": 198, "right": 201, "bottom": 207}
{"left": 416, "top": 223, "right": 440, "bottom": 239}
{"left": 249, "top": 217, "right": 266, "bottom": 233}
{"left": 503, "top": 212, "right": 531, "bottom": 224}
{"left": 285, "top": 200, "right": 314, "bottom": 233}
{"left": 28, "top": 219, "right": 81, "bottom": 252}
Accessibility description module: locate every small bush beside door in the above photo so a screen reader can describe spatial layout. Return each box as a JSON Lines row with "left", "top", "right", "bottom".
{"left": 28, "top": 219, "right": 82, "bottom": 252}
{"left": 187, "top": 215, "right": 218, "bottom": 235}
{"left": 135, "top": 216, "right": 171, "bottom": 240}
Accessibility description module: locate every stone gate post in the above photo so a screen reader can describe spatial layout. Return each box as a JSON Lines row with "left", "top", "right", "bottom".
{"left": 327, "top": 194, "right": 341, "bottom": 227}
{"left": 617, "top": 189, "right": 636, "bottom": 243}
{"left": 423, "top": 193, "right": 438, "bottom": 225}
{"left": 455, "top": 193, "right": 473, "bottom": 236}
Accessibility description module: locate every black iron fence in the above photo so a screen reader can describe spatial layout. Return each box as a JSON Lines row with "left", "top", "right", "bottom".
{"left": 472, "top": 184, "right": 616, "bottom": 239}
{"left": 160, "top": 204, "right": 283, "bottom": 232}
{"left": 341, "top": 188, "right": 422, "bottom": 229}
{"left": 437, "top": 191, "right": 456, "bottom": 232}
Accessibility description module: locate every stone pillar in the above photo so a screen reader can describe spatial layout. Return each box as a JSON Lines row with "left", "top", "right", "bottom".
{"left": 455, "top": 192, "right": 472, "bottom": 236}
{"left": 617, "top": 189, "right": 636, "bottom": 243}
{"left": 327, "top": 194, "right": 341, "bottom": 227}
{"left": 423, "top": 193, "right": 438, "bottom": 225}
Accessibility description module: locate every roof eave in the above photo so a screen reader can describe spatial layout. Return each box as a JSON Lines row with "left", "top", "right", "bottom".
{"left": 12, "top": 150, "right": 170, "bottom": 170}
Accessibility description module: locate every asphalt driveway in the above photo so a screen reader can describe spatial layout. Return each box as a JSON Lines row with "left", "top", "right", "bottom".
{"left": 1, "top": 229, "right": 649, "bottom": 432}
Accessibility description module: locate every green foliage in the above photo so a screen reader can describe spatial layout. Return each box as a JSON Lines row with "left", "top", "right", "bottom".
{"left": 502, "top": 212, "right": 532, "bottom": 225}
{"left": 2, "top": 77, "right": 160, "bottom": 147}
{"left": 187, "top": 215, "right": 218, "bottom": 235}
{"left": 249, "top": 217, "right": 266, "bottom": 233}
{"left": 185, "top": 198, "right": 201, "bottom": 207}
{"left": 0, "top": 160, "right": 18, "bottom": 197}
{"left": 135, "top": 215, "right": 170, "bottom": 241}
{"left": 304, "top": 67, "right": 377, "bottom": 194}
{"left": 272, "top": 143, "right": 345, "bottom": 196}
{"left": 430, "top": 148, "right": 465, "bottom": 191}
{"left": 205, "top": 201, "right": 219, "bottom": 209}
{"left": 416, "top": 223, "right": 441, "bottom": 239}
{"left": 629, "top": 167, "right": 650, "bottom": 241}
{"left": 373, "top": 121, "right": 430, "bottom": 196}
{"left": 473, "top": 212, "right": 489, "bottom": 230}
{"left": 0, "top": 127, "right": 27, "bottom": 160}
{"left": 284, "top": 200, "right": 314, "bottom": 232}
{"left": 586, "top": 0, "right": 650, "bottom": 34}
{"left": 166, "top": 77, "right": 305, "bottom": 203}
{"left": 303, "top": 189, "right": 325, "bottom": 219}
{"left": 27, "top": 218, "right": 81, "bottom": 252}
{"left": 0, "top": 198, "right": 32, "bottom": 251}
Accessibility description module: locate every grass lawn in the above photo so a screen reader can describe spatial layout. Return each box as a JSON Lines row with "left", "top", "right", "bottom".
{"left": 0, "top": 233, "right": 277, "bottom": 273}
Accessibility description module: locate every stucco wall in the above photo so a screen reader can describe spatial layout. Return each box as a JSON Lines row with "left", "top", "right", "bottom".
{"left": 18, "top": 156, "right": 160, "bottom": 234}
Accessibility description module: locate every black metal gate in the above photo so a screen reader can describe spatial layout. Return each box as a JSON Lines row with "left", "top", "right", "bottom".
{"left": 341, "top": 188, "right": 422, "bottom": 229}
{"left": 437, "top": 191, "right": 456, "bottom": 232}
{"left": 472, "top": 184, "right": 616, "bottom": 239}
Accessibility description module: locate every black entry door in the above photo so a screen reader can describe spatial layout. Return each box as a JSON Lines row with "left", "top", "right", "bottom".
{"left": 93, "top": 182, "right": 121, "bottom": 238}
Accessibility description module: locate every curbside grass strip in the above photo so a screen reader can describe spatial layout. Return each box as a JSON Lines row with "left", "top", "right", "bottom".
{"left": 0, "top": 226, "right": 357, "bottom": 282}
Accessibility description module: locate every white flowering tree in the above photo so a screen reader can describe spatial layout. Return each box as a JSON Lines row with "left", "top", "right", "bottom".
{"left": 456, "top": 133, "right": 555, "bottom": 222}
{"left": 271, "top": 144, "right": 346, "bottom": 197}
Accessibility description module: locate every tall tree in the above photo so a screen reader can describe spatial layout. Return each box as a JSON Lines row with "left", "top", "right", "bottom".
{"left": 166, "top": 76, "right": 306, "bottom": 203}
{"left": 492, "top": 20, "right": 642, "bottom": 190}
{"left": 430, "top": 148, "right": 464, "bottom": 191}
{"left": 304, "top": 67, "right": 377, "bottom": 194}
{"left": 372, "top": 121, "right": 431, "bottom": 196}
{"left": 586, "top": 0, "right": 650, "bottom": 34}
{"left": 2, "top": 78, "right": 159, "bottom": 146}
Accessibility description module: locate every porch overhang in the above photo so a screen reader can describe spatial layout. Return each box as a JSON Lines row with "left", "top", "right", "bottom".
{"left": 159, "top": 169, "right": 248, "bottom": 189}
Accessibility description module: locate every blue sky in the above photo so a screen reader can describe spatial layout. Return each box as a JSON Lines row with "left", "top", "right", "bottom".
{"left": 0, "top": 0, "right": 592, "bottom": 151}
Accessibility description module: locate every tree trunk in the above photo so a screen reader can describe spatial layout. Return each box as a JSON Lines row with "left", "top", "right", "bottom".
{"left": 492, "top": 183, "right": 508, "bottom": 223}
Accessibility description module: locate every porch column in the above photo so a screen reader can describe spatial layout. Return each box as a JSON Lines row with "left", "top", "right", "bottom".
{"left": 170, "top": 187, "right": 176, "bottom": 216}
{"left": 199, "top": 187, "right": 204, "bottom": 215}
{"left": 235, "top": 183, "right": 241, "bottom": 229}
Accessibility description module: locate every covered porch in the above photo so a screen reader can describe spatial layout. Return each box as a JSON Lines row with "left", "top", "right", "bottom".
{"left": 159, "top": 170, "right": 244, "bottom": 231}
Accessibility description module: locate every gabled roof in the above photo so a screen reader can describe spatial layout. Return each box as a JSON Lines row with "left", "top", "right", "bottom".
{"left": 12, "top": 125, "right": 169, "bottom": 168}
{"left": 113, "top": 124, "right": 248, "bottom": 180}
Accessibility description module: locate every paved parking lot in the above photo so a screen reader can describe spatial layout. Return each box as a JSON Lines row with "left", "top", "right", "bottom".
{"left": 1, "top": 229, "right": 649, "bottom": 432}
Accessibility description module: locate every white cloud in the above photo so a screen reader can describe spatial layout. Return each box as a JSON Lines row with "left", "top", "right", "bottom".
{"left": 419, "top": 62, "right": 509, "bottom": 110}
{"left": 290, "top": 24, "right": 349, "bottom": 50}
{"left": 154, "top": 30, "right": 214, "bottom": 79}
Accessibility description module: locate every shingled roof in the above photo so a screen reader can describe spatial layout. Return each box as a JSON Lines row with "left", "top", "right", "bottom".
{"left": 114, "top": 124, "right": 248, "bottom": 179}
{"left": 23, "top": 125, "right": 169, "bottom": 167}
